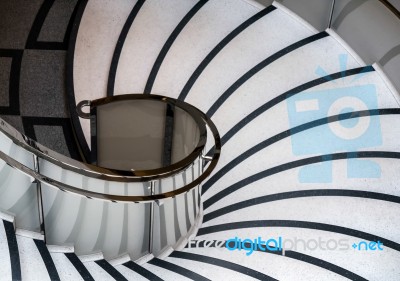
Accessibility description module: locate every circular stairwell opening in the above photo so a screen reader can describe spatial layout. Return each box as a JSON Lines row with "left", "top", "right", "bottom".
{"left": 78, "top": 94, "right": 208, "bottom": 177}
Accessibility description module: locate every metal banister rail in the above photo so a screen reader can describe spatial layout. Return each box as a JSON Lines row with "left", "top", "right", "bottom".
{"left": 78, "top": 94, "right": 208, "bottom": 179}
{"left": 0, "top": 95, "right": 220, "bottom": 258}
{"left": 0, "top": 132, "right": 219, "bottom": 203}
{"left": 0, "top": 96, "right": 221, "bottom": 203}
{"left": 1, "top": 96, "right": 218, "bottom": 183}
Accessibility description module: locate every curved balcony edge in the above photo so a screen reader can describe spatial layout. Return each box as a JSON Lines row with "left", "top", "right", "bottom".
{"left": 0, "top": 100, "right": 220, "bottom": 202}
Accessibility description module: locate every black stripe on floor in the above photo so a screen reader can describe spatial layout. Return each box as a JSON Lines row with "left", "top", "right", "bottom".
{"left": 25, "top": 0, "right": 79, "bottom": 50}
{"left": 204, "top": 189, "right": 400, "bottom": 222}
{"left": 170, "top": 251, "right": 278, "bottom": 281}
{"left": 25, "top": 0, "right": 59, "bottom": 49}
{"left": 178, "top": 5, "right": 277, "bottom": 101}
{"left": 95, "top": 259, "right": 128, "bottom": 281}
{"left": 0, "top": 49, "right": 23, "bottom": 116}
{"left": 33, "top": 239, "right": 60, "bottom": 281}
{"left": 206, "top": 31, "right": 329, "bottom": 117}
{"left": 107, "top": 0, "right": 146, "bottom": 97}
{"left": 190, "top": 240, "right": 368, "bottom": 281}
{"left": 3, "top": 220, "right": 21, "bottom": 281}
{"left": 204, "top": 151, "right": 400, "bottom": 209}
{"left": 123, "top": 261, "right": 163, "bottom": 281}
{"left": 21, "top": 116, "right": 83, "bottom": 160}
{"left": 202, "top": 107, "right": 399, "bottom": 194}
{"left": 65, "top": 252, "right": 94, "bottom": 281}
{"left": 218, "top": 66, "right": 375, "bottom": 149}
{"left": 197, "top": 220, "right": 400, "bottom": 252}
{"left": 64, "top": 0, "right": 82, "bottom": 51}
{"left": 286, "top": 251, "right": 368, "bottom": 281}
{"left": 149, "top": 257, "right": 211, "bottom": 281}
{"left": 144, "top": 0, "right": 208, "bottom": 94}
{"left": 66, "top": 0, "right": 90, "bottom": 161}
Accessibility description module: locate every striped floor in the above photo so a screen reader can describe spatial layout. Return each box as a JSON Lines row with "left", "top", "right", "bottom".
{"left": 1, "top": 0, "right": 400, "bottom": 280}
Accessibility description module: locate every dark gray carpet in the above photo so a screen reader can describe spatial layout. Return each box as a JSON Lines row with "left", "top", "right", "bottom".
{"left": 0, "top": 0, "right": 43, "bottom": 50}
{"left": 0, "top": 0, "right": 81, "bottom": 160}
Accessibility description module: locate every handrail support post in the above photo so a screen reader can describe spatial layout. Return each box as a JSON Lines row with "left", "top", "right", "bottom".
{"left": 33, "top": 154, "right": 46, "bottom": 243}
{"left": 148, "top": 180, "right": 155, "bottom": 254}
{"left": 201, "top": 154, "right": 213, "bottom": 162}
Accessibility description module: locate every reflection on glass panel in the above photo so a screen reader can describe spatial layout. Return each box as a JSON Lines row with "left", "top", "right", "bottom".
{"left": 96, "top": 100, "right": 166, "bottom": 171}
{"left": 171, "top": 106, "right": 200, "bottom": 165}
{"left": 95, "top": 99, "right": 201, "bottom": 172}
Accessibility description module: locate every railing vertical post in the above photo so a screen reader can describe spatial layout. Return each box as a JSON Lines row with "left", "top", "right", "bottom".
{"left": 148, "top": 180, "right": 155, "bottom": 254}
{"left": 199, "top": 154, "right": 204, "bottom": 207}
{"left": 201, "top": 151, "right": 204, "bottom": 173}
{"left": 328, "top": 0, "right": 336, "bottom": 28}
{"left": 33, "top": 154, "right": 46, "bottom": 242}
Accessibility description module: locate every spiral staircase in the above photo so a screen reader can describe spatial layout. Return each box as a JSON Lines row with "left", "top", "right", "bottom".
{"left": 1, "top": 0, "right": 400, "bottom": 280}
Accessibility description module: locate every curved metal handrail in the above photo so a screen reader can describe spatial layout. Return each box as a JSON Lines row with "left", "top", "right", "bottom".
{"left": 0, "top": 96, "right": 221, "bottom": 202}
{"left": 78, "top": 94, "right": 207, "bottom": 180}
{"left": 76, "top": 99, "right": 91, "bottom": 119}
{"left": 0, "top": 95, "right": 212, "bottom": 182}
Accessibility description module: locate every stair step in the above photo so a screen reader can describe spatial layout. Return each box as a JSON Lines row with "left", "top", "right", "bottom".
{"left": 73, "top": 0, "right": 139, "bottom": 144}
{"left": 113, "top": 262, "right": 153, "bottom": 280}
{"left": 65, "top": 252, "right": 95, "bottom": 281}
{"left": 168, "top": 247, "right": 348, "bottom": 281}
{"left": 114, "top": 0, "right": 198, "bottom": 95}
{"left": 122, "top": 260, "right": 164, "bottom": 280}
{"left": 51, "top": 252, "right": 85, "bottom": 281}
{"left": 94, "top": 259, "right": 129, "bottom": 281}
{"left": 147, "top": 257, "right": 208, "bottom": 281}
{"left": 185, "top": 6, "right": 314, "bottom": 110}
{"left": 17, "top": 235, "right": 52, "bottom": 281}
{"left": 205, "top": 158, "right": 400, "bottom": 217}
{"left": 82, "top": 260, "right": 117, "bottom": 281}
{"left": 150, "top": 0, "right": 262, "bottom": 96}
{"left": 194, "top": 226, "right": 400, "bottom": 281}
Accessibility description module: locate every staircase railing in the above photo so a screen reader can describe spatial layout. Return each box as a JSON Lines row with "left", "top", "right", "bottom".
{"left": 0, "top": 95, "right": 220, "bottom": 259}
